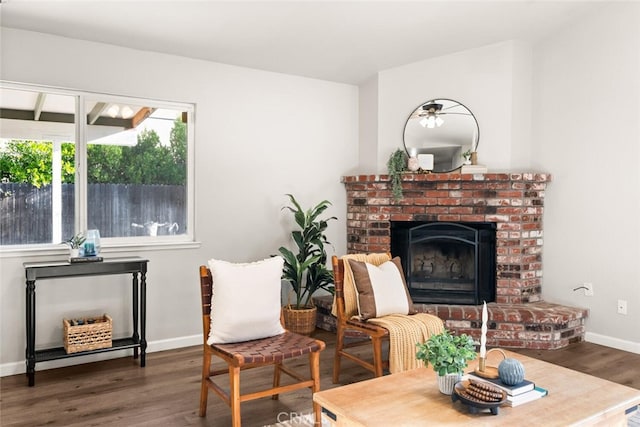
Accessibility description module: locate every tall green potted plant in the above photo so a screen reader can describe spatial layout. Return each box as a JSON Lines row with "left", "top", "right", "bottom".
{"left": 278, "top": 194, "right": 336, "bottom": 335}
{"left": 416, "top": 329, "right": 477, "bottom": 395}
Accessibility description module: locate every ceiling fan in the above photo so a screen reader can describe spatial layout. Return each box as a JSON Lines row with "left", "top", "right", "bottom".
{"left": 410, "top": 100, "right": 471, "bottom": 128}
{"left": 417, "top": 102, "right": 444, "bottom": 128}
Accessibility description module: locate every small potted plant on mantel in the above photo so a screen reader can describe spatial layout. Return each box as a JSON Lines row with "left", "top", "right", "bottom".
{"left": 278, "top": 194, "right": 336, "bottom": 335}
{"left": 416, "top": 329, "right": 477, "bottom": 395}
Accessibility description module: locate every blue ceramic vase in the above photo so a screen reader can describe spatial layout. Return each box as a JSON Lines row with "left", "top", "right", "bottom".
{"left": 498, "top": 358, "right": 525, "bottom": 385}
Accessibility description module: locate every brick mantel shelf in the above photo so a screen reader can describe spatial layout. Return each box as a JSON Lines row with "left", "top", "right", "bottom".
{"left": 337, "top": 172, "right": 588, "bottom": 350}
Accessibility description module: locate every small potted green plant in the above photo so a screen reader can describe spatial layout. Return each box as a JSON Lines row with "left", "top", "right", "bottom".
{"left": 62, "top": 232, "right": 86, "bottom": 258}
{"left": 416, "top": 329, "right": 477, "bottom": 394}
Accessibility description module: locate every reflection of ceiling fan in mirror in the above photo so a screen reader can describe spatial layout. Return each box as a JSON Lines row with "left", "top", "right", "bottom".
{"left": 411, "top": 101, "right": 473, "bottom": 129}
{"left": 417, "top": 102, "right": 443, "bottom": 128}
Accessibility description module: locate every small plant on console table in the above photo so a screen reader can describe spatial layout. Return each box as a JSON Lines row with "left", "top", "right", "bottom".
{"left": 416, "top": 329, "right": 477, "bottom": 394}
{"left": 278, "top": 194, "right": 336, "bottom": 335}
{"left": 62, "top": 232, "right": 86, "bottom": 249}
{"left": 62, "top": 232, "right": 86, "bottom": 258}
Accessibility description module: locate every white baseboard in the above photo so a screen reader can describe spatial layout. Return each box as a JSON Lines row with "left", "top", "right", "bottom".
{"left": 4, "top": 332, "right": 637, "bottom": 378}
{"left": 585, "top": 332, "right": 640, "bottom": 354}
{"left": 147, "top": 334, "right": 201, "bottom": 353}
{"left": 0, "top": 334, "right": 201, "bottom": 378}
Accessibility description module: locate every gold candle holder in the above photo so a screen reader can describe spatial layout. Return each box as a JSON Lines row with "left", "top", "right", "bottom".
{"left": 473, "top": 349, "right": 504, "bottom": 379}
{"left": 478, "top": 356, "right": 486, "bottom": 372}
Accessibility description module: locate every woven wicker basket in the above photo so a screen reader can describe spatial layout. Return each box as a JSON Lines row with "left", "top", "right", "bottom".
{"left": 282, "top": 305, "right": 317, "bottom": 336}
{"left": 63, "top": 314, "right": 113, "bottom": 354}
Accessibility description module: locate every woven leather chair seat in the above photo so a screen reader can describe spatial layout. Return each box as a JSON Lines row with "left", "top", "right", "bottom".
{"left": 198, "top": 265, "right": 325, "bottom": 427}
{"left": 214, "top": 331, "right": 325, "bottom": 364}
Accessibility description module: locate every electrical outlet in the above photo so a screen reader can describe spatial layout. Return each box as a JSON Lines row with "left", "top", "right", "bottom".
{"left": 617, "top": 299, "right": 628, "bottom": 315}
{"left": 583, "top": 283, "right": 594, "bottom": 296}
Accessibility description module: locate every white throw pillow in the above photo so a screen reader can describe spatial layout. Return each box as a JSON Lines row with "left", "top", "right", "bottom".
{"left": 207, "top": 256, "right": 285, "bottom": 344}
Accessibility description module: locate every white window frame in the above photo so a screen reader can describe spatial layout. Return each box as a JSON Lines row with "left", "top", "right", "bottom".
{"left": 0, "top": 81, "right": 197, "bottom": 257}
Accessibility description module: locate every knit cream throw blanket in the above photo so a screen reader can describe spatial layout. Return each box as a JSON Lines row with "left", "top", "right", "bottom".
{"left": 368, "top": 313, "right": 444, "bottom": 373}
{"left": 332, "top": 253, "right": 445, "bottom": 373}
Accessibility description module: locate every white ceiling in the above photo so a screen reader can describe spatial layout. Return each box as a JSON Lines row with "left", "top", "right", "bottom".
{"left": 0, "top": 0, "right": 600, "bottom": 85}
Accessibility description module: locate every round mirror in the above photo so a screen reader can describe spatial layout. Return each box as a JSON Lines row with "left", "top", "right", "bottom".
{"left": 403, "top": 99, "right": 479, "bottom": 173}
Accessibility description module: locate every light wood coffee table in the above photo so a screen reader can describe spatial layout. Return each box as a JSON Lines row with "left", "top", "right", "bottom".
{"left": 314, "top": 350, "right": 640, "bottom": 426}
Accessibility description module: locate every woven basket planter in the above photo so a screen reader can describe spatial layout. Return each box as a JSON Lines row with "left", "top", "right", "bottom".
{"left": 282, "top": 306, "right": 317, "bottom": 336}
{"left": 63, "top": 314, "right": 113, "bottom": 354}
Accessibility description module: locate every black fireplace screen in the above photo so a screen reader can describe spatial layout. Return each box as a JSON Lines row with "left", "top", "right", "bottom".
{"left": 391, "top": 222, "right": 496, "bottom": 305}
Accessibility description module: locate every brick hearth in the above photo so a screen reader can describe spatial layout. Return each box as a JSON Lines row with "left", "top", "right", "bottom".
{"left": 314, "top": 296, "right": 587, "bottom": 350}
{"left": 328, "top": 172, "right": 588, "bottom": 350}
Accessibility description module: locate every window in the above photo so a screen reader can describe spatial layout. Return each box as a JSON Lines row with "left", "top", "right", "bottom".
{"left": 0, "top": 83, "right": 194, "bottom": 249}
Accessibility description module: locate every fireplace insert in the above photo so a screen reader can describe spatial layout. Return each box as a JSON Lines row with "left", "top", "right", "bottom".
{"left": 391, "top": 221, "right": 496, "bottom": 305}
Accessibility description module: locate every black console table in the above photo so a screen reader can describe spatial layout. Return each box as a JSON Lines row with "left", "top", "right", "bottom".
{"left": 24, "top": 257, "right": 149, "bottom": 386}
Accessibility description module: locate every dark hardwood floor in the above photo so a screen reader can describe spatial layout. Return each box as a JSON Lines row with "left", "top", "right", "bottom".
{"left": 2, "top": 330, "right": 639, "bottom": 427}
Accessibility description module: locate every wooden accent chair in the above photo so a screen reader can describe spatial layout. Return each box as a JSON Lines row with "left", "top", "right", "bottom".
{"left": 198, "top": 265, "right": 325, "bottom": 427}
{"left": 331, "top": 255, "right": 390, "bottom": 382}
{"left": 331, "top": 254, "right": 444, "bottom": 383}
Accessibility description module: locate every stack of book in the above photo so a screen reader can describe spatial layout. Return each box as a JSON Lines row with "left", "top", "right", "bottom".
{"left": 466, "top": 373, "right": 548, "bottom": 407}
{"left": 69, "top": 256, "right": 104, "bottom": 263}
{"left": 461, "top": 164, "right": 488, "bottom": 174}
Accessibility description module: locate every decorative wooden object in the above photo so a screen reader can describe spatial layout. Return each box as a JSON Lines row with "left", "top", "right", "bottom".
{"left": 470, "top": 151, "right": 478, "bottom": 165}
{"left": 474, "top": 348, "right": 505, "bottom": 379}
{"left": 452, "top": 380, "right": 506, "bottom": 415}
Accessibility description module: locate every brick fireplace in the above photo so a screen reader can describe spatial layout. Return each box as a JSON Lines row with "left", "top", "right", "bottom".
{"left": 335, "top": 172, "right": 588, "bottom": 350}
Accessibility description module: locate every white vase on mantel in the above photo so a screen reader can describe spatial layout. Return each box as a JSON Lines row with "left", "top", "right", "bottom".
{"left": 437, "top": 373, "right": 461, "bottom": 395}
{"left": 69, "top": 248, "right": 80, "bottom": 259}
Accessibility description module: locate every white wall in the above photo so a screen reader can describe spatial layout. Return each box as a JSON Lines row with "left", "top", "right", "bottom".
{"left": 357, "top": 74, "right": 378, "bottom": 174}
{"left": 509, "top": 40, "right": 533, "bottom": 169}
{"left": 375, "top": 40, "right": 533, "bottom": 174}
{"left": 532, "top": 3, "right": 640, "bottom": 350}
{"left": 0, "top": 28, "right": 358, "bottom": 374}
